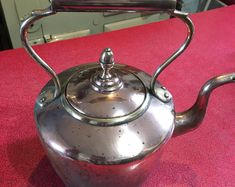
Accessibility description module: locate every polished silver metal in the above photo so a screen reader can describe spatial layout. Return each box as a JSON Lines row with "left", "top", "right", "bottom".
{"left": 150, "top": 10, "right": 194, "bottom": 99}
{"left": 173, "top": 73, "right": 235, "bottom": 136}
{"left": 20, "top": 1, "right": 235, "bottom": 187}
{"left": 99, "top": 48, "right": 115, "bottom": 77}
{"left": 91, "top": 48, "right": 123, "bottom": 92}
{"left": 35, "top": 64, "right": 174, "bottom": 186}
{"left": 154, "top": 86, "right": 172, "bottom": 103}
{"left": 64, "top": 62, "right": 151, "bottom": 126}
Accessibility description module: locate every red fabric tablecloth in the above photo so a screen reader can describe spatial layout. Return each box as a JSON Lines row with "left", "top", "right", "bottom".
{"left": 0, "top": 5, "right": 235, "bottom": 187}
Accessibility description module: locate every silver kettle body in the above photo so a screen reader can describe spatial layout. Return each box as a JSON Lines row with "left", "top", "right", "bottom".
{"left": 20, "top": 0, "right": 235, "bottom": 186}
{"left": 35, "top": 62, "right": 174, "bottom": 187}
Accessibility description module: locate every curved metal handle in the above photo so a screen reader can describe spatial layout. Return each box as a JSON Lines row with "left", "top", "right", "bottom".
{"left": 20, "top": 0, "right": 178, "bottom": 99}
{"left": 150, "top": 10, "right": 194, "bottom": 100}
{"left": 20, "top": 7, "right": 61, "bottom": 98}
{"left": 20, "top": 1, "right": 191, "bottom": 100}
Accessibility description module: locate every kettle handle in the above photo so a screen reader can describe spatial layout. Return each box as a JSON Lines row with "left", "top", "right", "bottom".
{"left": 20, "top": 8, "right": 60, "bottom": 98}
{"left": 150, "top": 10, "right": 194, "bottom": 99}
{"left": 20, "top": 5, "right": 194, "bottom": 99}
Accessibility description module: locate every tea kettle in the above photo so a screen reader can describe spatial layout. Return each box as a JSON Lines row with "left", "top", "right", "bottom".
{"left": 20, "top": 0, "right": 235, "bottom": 186}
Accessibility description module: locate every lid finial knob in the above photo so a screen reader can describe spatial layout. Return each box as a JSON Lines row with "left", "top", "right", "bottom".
{"left": 99, "top": 48, "right": 115, "bottom": 80}
{"left": 91, "top": 48, "right": 123, "bottom": 92}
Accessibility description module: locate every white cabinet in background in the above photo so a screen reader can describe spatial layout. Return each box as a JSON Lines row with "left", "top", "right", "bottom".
{"left": 1, "top": 0, "right": 169, "bottom": 48}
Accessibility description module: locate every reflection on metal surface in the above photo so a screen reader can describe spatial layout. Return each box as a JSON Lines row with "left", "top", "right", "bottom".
{"left": 131, "top": 92, "right": 144, "bottom": 102}
{"left": 151, "top": 103, "right": 174, "bottom": 132}
{"left": 117, "top": 126, "right": 144, "bottom": 157}
{"left": 112, "top": 108, "right": 126, "bottom": 117}
{"left": 129, "top": 162, "right": 141, "bottom": 171}
{"left": 50, "top": 141, "right": 65, "bottom": 153}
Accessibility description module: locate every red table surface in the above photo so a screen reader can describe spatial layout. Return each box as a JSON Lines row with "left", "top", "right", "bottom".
{"left": 0, "top": 5, "right": 235, "bottom": 187}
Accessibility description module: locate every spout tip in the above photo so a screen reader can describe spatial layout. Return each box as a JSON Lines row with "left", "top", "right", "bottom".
{"left": 232, "top": 75, "right": 235, "bottom": 81}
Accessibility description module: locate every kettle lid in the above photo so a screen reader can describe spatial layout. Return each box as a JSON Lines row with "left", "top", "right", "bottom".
{"left": 65, "top": 48, "right": 150, "bottom": 126}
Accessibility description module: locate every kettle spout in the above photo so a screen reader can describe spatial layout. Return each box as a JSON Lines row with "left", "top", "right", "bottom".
{"left": 173, "top": 73, "right": 235, "bottom": 137}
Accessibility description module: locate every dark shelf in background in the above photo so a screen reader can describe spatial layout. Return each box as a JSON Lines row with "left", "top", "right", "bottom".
{"left": 0, "top": 3, "right": 12, "bottom": 51}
